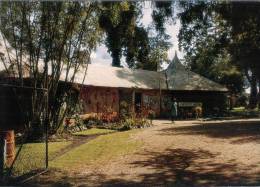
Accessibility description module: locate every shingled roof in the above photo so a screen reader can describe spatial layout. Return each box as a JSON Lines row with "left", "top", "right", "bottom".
{"left": 70, "top": 64, "right": 167, "bottom": 90}
{"left": 68, "top": 53, "right": 227, "bottom": 92}
{"left": 1, "top": 33, "right": 228, "bottom": 92}
{"left": 164, "top": 52, "right": 228, "bottom": 92}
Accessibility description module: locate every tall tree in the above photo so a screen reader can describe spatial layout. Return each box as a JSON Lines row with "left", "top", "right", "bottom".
{"left": 98, "top": 1, "right": 140, "bottom": 67}
{"left": 0, "top": 2, "right": 102, "bottom": 137}
{"left": 177, "top": 1, "right": 260, "bottom": 108}
{"left": 98, "top": 1, "right": 173, "bottom": 70}
{"left": 217, "top": 2, "right": 260, "bottom": 108}
{"left": 177, "top": 1, "right": 244, "bottom": 94}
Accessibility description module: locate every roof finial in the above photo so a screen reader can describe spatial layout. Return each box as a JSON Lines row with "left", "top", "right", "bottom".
{"left": 173, "top": 50, "right": 179, "bottom": 62}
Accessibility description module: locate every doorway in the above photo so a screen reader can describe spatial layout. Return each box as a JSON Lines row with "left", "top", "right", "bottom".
{"left": 135, "top": 92, "right": 142, "bottom": 114}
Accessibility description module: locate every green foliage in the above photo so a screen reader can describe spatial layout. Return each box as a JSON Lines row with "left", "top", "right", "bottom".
{"left": 98, "top": 2, "right": 141, "bottom": 67}
{"left": 230, "top": 107, "right": 260, "bottom": 118}
{"left": 152, "top": 1, "right": 174, "bottom": 35}
{"left": 98, "top": 2, "right": 173, "bottom": 70}
{"left": 118, "top": 100, "right": 153, "bottom": 131}
{"left": 118, "top": 116, "right": 152, "bottom": 131}
{"left": 177, "top": 1, "right": 260, "bottom": 107}
{"left": 177, "top": 1, "right": 244, "bottom": 94}
{"left": 0, "top": 2, "right": 102, "bottom": 136}
{"left": 148, "top": 110, "right": 156, "bottom": 120}
{"left": 119, "top": 100, "right": 131, "bottom": 120}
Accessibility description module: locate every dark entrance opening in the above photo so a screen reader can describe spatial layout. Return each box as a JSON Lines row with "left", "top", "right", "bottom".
{"left": 119, "top": 89, "right": 132, "bottom": 116}
{"left": 135, "top": 92, "right": 142, "bottom": 114}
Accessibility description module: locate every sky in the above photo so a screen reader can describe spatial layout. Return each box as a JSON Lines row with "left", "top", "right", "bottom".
{"left": 90, "top": 4, "right": 183, "bottom": 67}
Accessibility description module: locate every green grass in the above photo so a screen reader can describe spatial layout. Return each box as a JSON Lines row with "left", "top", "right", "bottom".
{"left": 10, "top": 129, "right": 141, "bottom": 175}
{"left": 51, "top": 130, "right": 142, "bottom": 169}
{"left": 231, "top": 107, "right": 259, "bottom": 113}
{"left": 231, "top": 107, "right": 246, "bottom": 112}
{"left": 12, "top": 141, "right": 71, "bottom": 176}
{"left": 73, "top": 128, "right": 115, "bottom": 136}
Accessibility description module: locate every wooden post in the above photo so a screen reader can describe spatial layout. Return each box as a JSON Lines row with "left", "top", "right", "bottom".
{"left": 132, "top": 89, "right": 135, "bottom": 117}
{"left": 3, "top": 131, "right": 15, "bottom": 168}
{"left": 159, "top": 76, "right": 162, "bottom": 117}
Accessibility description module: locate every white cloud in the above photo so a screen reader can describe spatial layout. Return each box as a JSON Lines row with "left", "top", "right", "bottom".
{"left": 90, "top": 44, "right": 112, "bottom": 66}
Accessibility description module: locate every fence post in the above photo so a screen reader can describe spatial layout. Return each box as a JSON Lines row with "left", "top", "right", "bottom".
{"left": 0, "top": 136, "right": 6, "bottom": 179}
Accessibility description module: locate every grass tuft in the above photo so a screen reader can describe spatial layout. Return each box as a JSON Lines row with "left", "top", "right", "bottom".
{"left": 73, "top": 128, "right": 115, "bottom": 136}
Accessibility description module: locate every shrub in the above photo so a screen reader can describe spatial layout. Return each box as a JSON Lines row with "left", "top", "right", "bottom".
{"left": 64, "top": 114, "right": 86, "bottom": 133}
{"left": 117, "top": 116, "right": 152, "bottom": 131}
{"left": 120, "top": 101, "right": 131, "bottom": 120}
{"left": 148, "top": 110, "right": 156, "bottom": 122}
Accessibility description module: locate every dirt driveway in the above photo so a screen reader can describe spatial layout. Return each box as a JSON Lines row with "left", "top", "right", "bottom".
{"left": 27, "top": 119, "right": 260, "bottom": 186}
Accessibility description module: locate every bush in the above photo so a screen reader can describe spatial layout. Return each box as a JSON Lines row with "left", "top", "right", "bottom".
{"left": 148, "top": 110, "right": 156, "bottom": 122}
{"left": 119, "top": 101, "right": 131, "bottom": 120}
{"left": 117, "top": 117, "right": 152, "bottom": 131}
{"left": 64, "top": 114, "right": 86, "bottom": 133}
{"left": 69, "top": 101, "right": 155, "bottom": 133}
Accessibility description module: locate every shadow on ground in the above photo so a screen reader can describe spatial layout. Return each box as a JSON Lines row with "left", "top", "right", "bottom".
{"left": 22, "top": 148, "right": 260, "bottom": 187}
{"left": 160, "top": 120, "right": 260, "bottom": 144}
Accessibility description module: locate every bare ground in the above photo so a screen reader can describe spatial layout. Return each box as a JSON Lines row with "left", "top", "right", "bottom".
{"left": 25, "top": 119, "right": 260, "bottom": 186}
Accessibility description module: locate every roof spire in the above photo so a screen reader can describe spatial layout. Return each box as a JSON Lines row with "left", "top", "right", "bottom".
{"left": 166, "top": 50, "right": 183, "bottom": 72}
{"left": 173, "top": 50, "right": 179, "bottom": 61}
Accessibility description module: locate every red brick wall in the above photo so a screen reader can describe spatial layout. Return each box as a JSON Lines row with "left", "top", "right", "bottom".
{"left": 80, "top": 86, "right": 119, "bottom": 115}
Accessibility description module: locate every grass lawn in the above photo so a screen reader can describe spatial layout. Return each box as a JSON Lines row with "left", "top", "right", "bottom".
{"left": 73, "top": 128, "right": 115, "bottom": 136}
{"left": 10, "top": 129, "right": 141, "bottom": 176}
{"left": 231, "top": 107, "right": 246, "bottom": 112}
{"left": 51, "top": 130, "right": 142, "bottom": 170}
{"left": 12, "top": 141, "right": 71, "bottom": 176}
{"left": 231, "top": 107, "right": 259, "bottom": 112}
{"left": 230, "top": 107, "right": 259, "bottom": 117}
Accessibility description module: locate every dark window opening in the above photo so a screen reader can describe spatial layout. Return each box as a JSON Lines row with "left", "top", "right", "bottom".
{"left": 135, "top": 92, "right": 142, "bottom": 113}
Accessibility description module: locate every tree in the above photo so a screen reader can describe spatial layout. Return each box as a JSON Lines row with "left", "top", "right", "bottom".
{"left": 176, "top": 1, "right": 260, "bottom": 108}
{"left": 217, "top": 2, "right": 260, "bottom": 108}
{"left": 98, "top": 1, "right": 173, "bottom": 70}
{"left": 0, "top": 2, "right": 102, "bottom": 137}
{"left": 98, "top": 1, "right": 140, "bottom": 67}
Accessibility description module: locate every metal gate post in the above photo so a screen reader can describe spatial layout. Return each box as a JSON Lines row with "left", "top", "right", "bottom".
{"left": 0, "top": 137, "right": 6, "bottom": 178}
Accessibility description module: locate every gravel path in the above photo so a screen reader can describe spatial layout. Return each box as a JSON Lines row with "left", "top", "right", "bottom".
{"left": 26, "top": 119, "right": 260, "bottom": 186}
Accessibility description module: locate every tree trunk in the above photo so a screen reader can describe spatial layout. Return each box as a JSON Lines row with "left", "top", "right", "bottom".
{"left": 257, "top": 78, "right": 260, "bottom": 109}
{"left": 249, "top": 72, "right": 258, "bottom": 109}
{"left": 112, "top": 49, "right": 121, "bottom": 67}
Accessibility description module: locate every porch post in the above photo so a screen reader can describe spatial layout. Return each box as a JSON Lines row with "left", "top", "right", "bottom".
{"left": 132, "top": 88, "right": 135, "bottom": 116}
{"left": 159, "top": 77, "right": 162, "bottom": 117}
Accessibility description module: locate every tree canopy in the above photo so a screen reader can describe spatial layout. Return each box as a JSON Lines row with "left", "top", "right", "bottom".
{"left": 177, "top": 1, "right": 260, "bottom": 107}
{"left": 98, "top": 1, "right": 173, "bottom": 71}
{"left": 0, "top": 1, "right": 102, "bottom": 136}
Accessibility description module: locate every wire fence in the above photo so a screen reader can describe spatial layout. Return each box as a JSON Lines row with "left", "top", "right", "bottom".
{"left": 0, "top": 84, "right": 48, "bottom": 183}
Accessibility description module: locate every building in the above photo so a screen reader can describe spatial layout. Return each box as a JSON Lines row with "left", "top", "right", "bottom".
{"left": 76, "top": 52, "right": 228, "bottom": 119}
{"left": 0, "top": 31, "right": 228, "bottom": 127}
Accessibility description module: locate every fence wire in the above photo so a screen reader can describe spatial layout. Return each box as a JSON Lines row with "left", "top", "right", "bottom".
{"left": 0, "top": 84, "right": 48, "bottom": 182}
